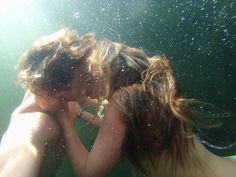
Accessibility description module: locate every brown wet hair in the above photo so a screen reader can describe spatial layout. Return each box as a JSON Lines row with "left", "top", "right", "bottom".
{"left": 17, "top": 28, "right": 96, "bottom": 95}
{"left": 91, "top": 40, "right": 207, "bottom": 176}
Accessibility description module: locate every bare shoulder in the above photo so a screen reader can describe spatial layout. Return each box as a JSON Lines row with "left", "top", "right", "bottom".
{"left": 103, "top": 103, "right": 127, "bottom": 124}
{"left": 98, "top": 102, "right": 128, "bottom": 141}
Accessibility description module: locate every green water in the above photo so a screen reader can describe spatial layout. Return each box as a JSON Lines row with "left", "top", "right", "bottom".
{"left": 0, "top": 0, "right": 235, "bottom": 176}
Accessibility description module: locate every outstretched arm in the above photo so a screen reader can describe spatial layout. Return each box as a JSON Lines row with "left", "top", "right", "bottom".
{"left": 0, "top": 131, "right": 45, "bottom": 177}
{"left": 0, "top": 113, "right": 61, "bottom": 177}
{"left": 58, "top": 103, "right": 128, "bottom": 177}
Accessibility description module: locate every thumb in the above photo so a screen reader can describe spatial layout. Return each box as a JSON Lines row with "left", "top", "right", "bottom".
{"left": 68, "top": 102, "right": 81, "bottom": 120}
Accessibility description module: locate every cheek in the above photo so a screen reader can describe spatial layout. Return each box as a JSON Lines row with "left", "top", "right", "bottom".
{"left": 77, "top": 80, "right": 86, "bottom": 91}
{"left": 72, "top": 86, "right": 84, "bottom": 98}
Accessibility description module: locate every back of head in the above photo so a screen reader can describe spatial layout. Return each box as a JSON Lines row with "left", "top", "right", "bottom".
{"left": 17, "top": 28, "right": 96, "bottom": 95}
{"left": 88, "top": 40, "right": 150, "bottom": 99}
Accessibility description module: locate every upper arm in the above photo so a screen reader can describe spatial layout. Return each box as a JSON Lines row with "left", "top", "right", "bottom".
{"left": 84, "top": 103, "right": 128, "bottom": 177}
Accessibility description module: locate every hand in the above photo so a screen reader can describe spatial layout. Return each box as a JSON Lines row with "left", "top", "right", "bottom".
{"left": 35, "top": 94, "right": 69, "bottom": 117}
{"left": 68, "top": 102, "right": 82, "bottom": 121}
{"left": 74, "top": 103, "right": 84, "bottom": 117}
{"left": 83, "top": 97, "right": 99, "bottom": 108}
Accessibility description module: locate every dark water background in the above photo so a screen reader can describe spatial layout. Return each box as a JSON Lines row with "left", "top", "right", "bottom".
{"left": 0, "top": 0, "right": 235, "bottom": 176}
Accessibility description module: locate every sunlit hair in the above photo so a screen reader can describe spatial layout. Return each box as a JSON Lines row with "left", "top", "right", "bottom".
{"left": 89, "top": 40, "right": 207, "bottom": 176}
{"left": 88, "top": 40, "right": 149, "bottom": 99}
{"left": 17, "top": 28, "right": 96, "bottom": 95}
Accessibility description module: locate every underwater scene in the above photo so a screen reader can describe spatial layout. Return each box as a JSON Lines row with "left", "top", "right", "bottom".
{"left": 0, "top": 0, "right": 235, "bottom": 176}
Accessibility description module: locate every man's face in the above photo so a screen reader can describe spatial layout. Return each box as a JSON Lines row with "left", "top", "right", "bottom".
{"left": 48, "top": 69, "right": 88, "bottom": 103}
{"left": 57, "top": 80, "right": 87, "bottom": 102}
{"left": 55, "top": 86, "right": 86, "bottom": 102}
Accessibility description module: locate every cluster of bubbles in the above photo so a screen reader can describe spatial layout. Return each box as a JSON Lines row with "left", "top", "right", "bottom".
{"left": 71, "top": 0, "right": 236, "bottom": 152}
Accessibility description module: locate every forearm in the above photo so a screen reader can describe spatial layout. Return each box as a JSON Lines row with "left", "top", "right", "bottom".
{"left": 58, "top": 104, "right": 126, "bottom": 177}
{"left": 79, "top": 110, "right": 102, "bottom": 128}
{"left": 59, "top": 118, "right": 90, "bottom": 177}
